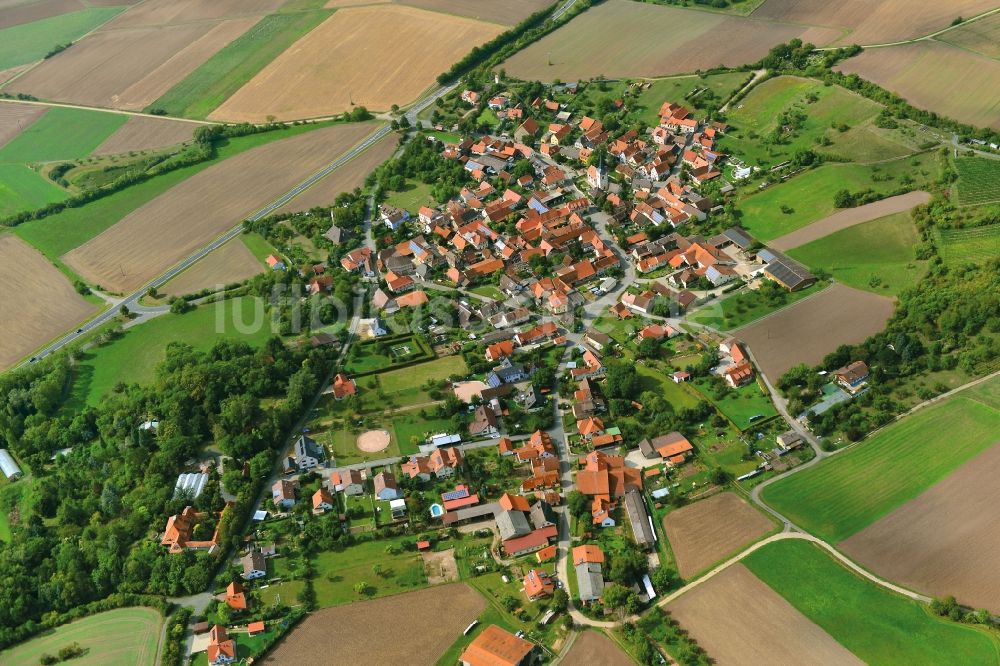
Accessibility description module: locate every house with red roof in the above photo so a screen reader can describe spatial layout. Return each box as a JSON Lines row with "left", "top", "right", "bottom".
{"left": 223, "top": 581, "right": 247, "bottom": 612}
{"left": 207, "top": 625, "right": 236, "bottom": 665}
{"left": 331, "top": 373, "right": 357, "bottom": 400}
{"left": 523, "top": 569, "right": 555, "bottom": 600}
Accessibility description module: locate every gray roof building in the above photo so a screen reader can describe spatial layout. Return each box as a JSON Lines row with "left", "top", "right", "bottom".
{"left": 295, "top": 434, "right": 326, "bottom": 465}
{"left": 624, "top": 489, "right": 655, "bottom": 550}
{"left": 530, "top": 501, "right": 556, "bottom": 530}
{"left": 575, "top": 562, "right": 604, "bottom": 602}
{"left": 496, "top": 509, "right": 532, "bottom": 541}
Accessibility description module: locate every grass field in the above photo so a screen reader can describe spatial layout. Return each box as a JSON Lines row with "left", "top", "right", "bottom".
{"left": 0, "top": 164, "right": 66, "bottom": 215}
{"left": 744, "top": 539, "right": 1000, "bottom": 665}
{"left": 383, "top": 180, "right": 437, "bottom": 214}
{"left": 689, "top": 282, "right": 826, "bottom": 330}
{"left": 936, "top": 224, "right": 1000, "bottom": 266}
{"left": 788, "top": 212, "right": 926, "bottom": 296}
{"left": 635, "top": 363, "right": 702, "bottom": 410}
{"left": 633, "top": 72, "right": 750, "bottom": 127}
{"left": 149, "top": 6, "right": 333, "bottom": 118}
{"left": 0, "top": 607, "right": 163, "bottom": 666}
{"left": 690, "top": 378, "right": 778, "bottom": 430}
{"left": 312, "top": 535, "right": 428, "bottom": 607}
{"left": 67, "top": 297, "right": 275, "bottom": 407}
{"left": 761, "top": 383, "right": 1000, "bottom": 542}
{"left": 954, "top": 157, "right": 1000, "bottom": 206}
{"left": 737, "top": 151, "right": 941, "bottom": 241}
{"left": 392, "top": 413, "right": 454, "bottom": 449}
{"left": 0, "top": 6, "right": 123, "bottom": 70}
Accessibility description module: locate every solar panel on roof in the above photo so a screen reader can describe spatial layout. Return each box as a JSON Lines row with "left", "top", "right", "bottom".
{"left": 441, "top": 488, "right": 470, "bottom": 501}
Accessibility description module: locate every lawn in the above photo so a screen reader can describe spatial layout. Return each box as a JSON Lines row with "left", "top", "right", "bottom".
{"left": 788, "top": 212, "right": 927, "bottom": 296}
{"left": 322, "top": 421, "right": 401, "bottom": 466}
{"left": 954, "top": 156, "right": 1000, "bottom": 206}
{"left": 0, "top": 164, "right": 67, "bottom": 216}
{"left": 148, "top": 6, "right": 334, "bottom": 118}
{"left": 392, "top": 413, "right": 454, "bottom": 451}
{"left": 689, "top": 282, "right": 827, "bottom": 330}
{"left": 1, "top": 607, "right": 163, "bottom": 666}
{"left": 384, "top": 180, "right": 437, "bottom": 214}
{"left": 744, "top": 540, "right": 1000, "bottom": 665}
{"left": 239, "top": 231, "right": 278, "bottom": 264}
{"left": 690, "top": 378, "right": 778, "bottom": 430}
{"left": 469, "top": 284, "right": 504, "bottom": 300}
{"left": 936, "top": 223, "right": 1000, "bottom": 266}
{"left": 344, "top": 334, "right": 434, "bottom": 374}
{"left": 312, "top": 536, "right": 428, "bottom": 607}
{"left": 635, "top": 363, "right": 702, "bottom": 410}
{"left": 633, "top": 71, "right": 750, "bottom": 127}
{"left": 67, "top": 297, "right": 276, "bottom": 407}
{"left": 761, "top": 385, "right": 1000, "bottom": 542}
{"left": 737, "top": 151, "right": 942, "bottom": 241}
{"left": 13, "top": 123, "right": 334, "bottom": 260}
{"left": 374, "top": 354, "right": 468, "bottom": 394}
{"left": 0, "top": 7, "right": 124, "bottom": 70}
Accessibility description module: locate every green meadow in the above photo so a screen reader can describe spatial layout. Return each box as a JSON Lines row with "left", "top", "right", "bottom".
{"left": 0, "top": 7, "right": 123, "bottom": 70}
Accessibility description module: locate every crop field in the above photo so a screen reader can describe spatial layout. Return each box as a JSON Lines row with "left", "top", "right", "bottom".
{"left": 211, "top": 5, "right": 504, "bottom": 122}
{"left": 276, "top": 133, "right": 398, "bottom": 214}
{"left": 744, "top": 539, "right": 1000, "bottom": 664}
{"left": 0, "top": 234, "right": 97, "bottom": 369}
{"left": 662, "top": 492, "right": 775, "bottom": 579}
{"left": 149, "top": 5, "right": 334, "bottom": 118}
{"left": 0, "top": 6, "right": 123, "bottom": 70}
{"left": 954, "top": 157, "right": 1000, "bottom": 206}
{"left": 770, "top": 190, "right": 931, "bottom": 251}
{"left": 161, "top": 238, "right": 263, "bottom": 297}
{"left": 0, "top": 105, "right": 126, "bottom": 163}
{"left": 761, "top": 379, "right": 1000, "bottom": 542}
{"left": 737, "top": 151, "right": 941, "bottom": 241}
{"left": 67, "top": 297, "right": 274, "bottom": 407}
{"left": 1, "top": 607, "right": 162, "bottom": 666}
{"left": 4, "top": 0, "right": 285, "bottom": 111}
{"left": 667, "top": 563, "right": 862, "bottom": 665}
{"left": 0, "top": 0, "right": 135, "bottom": 30}
{"left": 939, "top": 13, "right": 1000, "bottom": 59}
{"left": 90, "top": 116, "right": 195, "bottom": 156}
{"left": 0, "top": 102, "right": 46, "bottom": 148}
{"left": 836, "top": 42, "right": 1000, "bottom": 130}
{"left": 734, "top": 283, "right": 895, "bottom": 380}
{"left": 261, "top": 583, "right": 484, "bottom": 665}
{"left": 841, "top": 442, "right": 1000, "bottom": 613}
{"left": 396, "top": 0, "right": 553, "bottom": 25}
{"left": 62, "top": 121, "right": 379, "bottom": 293}
{"left": 562, "top": 631, "right": 632, "bottom": 665}
{"left": 688, "top": 281, "right": 826, "bottom": 331}
{"left": 502, "top": 0, "right": 840, "bottom": 81}
{"left": 753, "top": 0, "right": 1000, "bottom": 46}
{"left": 787, "top": 211, "right": 927, "bottom": 296}
{"left": 936, "top": 224, "right": 1000, "bottom": 266}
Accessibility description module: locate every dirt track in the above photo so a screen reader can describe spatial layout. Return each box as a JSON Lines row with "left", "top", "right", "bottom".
{"left": 735, "top": 283, "right": 895, "bottom": 380}
{"left": 62, "top": 122, "right": 378, "bottom": 293}
{"left": 663, "top": 492, "right": 774, "bottom": 579}
{"left": 260, "top": 583, "right": 485, "bottom": 665}
{"left": 841, "top": 442, "right": 1000, "bottom": 613}
{"left": 667, "top": 564, "right": 863, "bottom": 665}
{"left": 161, "top": 237, "right": 262, "bottom": 297}
{"left": 90, "top": 115, "right": 194, "bottom": 156}
{"left": 769, "top": 191, "right": 931, "bottom": 251}
{"left": 0, "top": 234, "right": 97, "bottom": 369}
{"left": 563, "top": 631, "right": 632, "bottom": 666}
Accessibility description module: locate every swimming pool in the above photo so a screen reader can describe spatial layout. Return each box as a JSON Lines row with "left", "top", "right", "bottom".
{"left": 429, "top": 503, "right": 444, "bottom": 518}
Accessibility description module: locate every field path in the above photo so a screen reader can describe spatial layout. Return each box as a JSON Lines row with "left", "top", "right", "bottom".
{"left": 0, "top": 97, "right": 214, "bottom": 124}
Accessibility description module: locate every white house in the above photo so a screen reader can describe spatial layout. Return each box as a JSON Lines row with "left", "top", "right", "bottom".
{"left": 241, "top": 551, "right": 267, "bottom": 580}
{"left": 294, "top": 434, "right": 326, "bottom": 470}
{"left": 332, "top": 469, "right": 365, "bottom": 496}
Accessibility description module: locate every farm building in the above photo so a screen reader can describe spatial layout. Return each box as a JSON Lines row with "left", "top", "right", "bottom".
{"left": 758, "top": 249, "right": 816, "bottom": 291}
{"left": 624, "top": 489, "right": 656, "bottom": 550}
{"left": 0, "top": 449, "right": 22, "bottom": 480}
{"left": 461, "top": 625, "right": 535, "bottom": 666}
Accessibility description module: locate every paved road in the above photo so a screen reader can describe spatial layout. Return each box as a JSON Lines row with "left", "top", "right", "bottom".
{"left": 551, "top": 0, "right": 579, "bottom": 21}
{"left": 17, "top": 83, "right": 458, "bottom": 369}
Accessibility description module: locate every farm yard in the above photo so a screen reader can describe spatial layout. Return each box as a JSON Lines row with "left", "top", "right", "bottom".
{"left": 3, "top": 0, "right": 284, "bottom": 111}
{"left": 761, "top": 377, "right": 1000, "bottom": 542}
{"left": 936, "top": 224, "right": 1000, "bottom": 266}
{"left": 840, "top": 443, "right": 1000, "bottom": 614}
{"left": 744, "top": 539, "right": 1000, "bottom": 664}
{"left": 260, "top": 583, "right": 484, "bottom": 665}
{"left": 752, "top": 0, "right": 1000, "bottom": 46}
{"left": 0, "top": 234, "right": 98, "bottom": 370}
{"left": 666, "top": 563, "right": 862, "bottom": 665}
{"left": 501, "top": 0, "right": 841, "bottom": 82}
{"left": 662, "top": 492, "right": 776, "bottom": 579}
{"left": 734, "top": 283, "right": 895, "bottom": 380}
{"left": 835, "top": 41, "right": 1000, "bottom": 130}
{"left": 210, "top": 4, "right": 505, "bottom": 122}
{"left": 787, "top": 211, "right": 928, "bottom": 296}
{"left": 160, "top": 237, "right": 264, "bottom": 297}
{"left": 562, "top": 631, "right": 633, "bottom": 665}
{"left": 0, "top": 5, "right": 124, "bottom": 70}
{"left": 89, "top": 116, "right": 195, "bottom": 156}
{"left": 954, "top": 157, "right": 1000, "bottom": 206}
{"left": 0, "top": 607, "right": 162, "bottom": 666}
{"left": 61, "top": 121, "right": 380, "bottom": 292}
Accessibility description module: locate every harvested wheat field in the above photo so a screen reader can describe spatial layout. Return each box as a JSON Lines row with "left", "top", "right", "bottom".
{"left": 769, "top": 191, "right": 931, "bottom": 251}
{"left": 563, "top": 631, "right": 632, "bottom": 666}
{"left": 397, "top": 0, "right": 552, "bottom": 25}
{"left": 753, "top": 0, "right": 999, "bottom": 46}
{"left": 0, "top": 101, "right": 45, "bottom": 148}
{"left": 836, "top": 42, "right": 1000, "bottom": 130}
{"left": 5, "top": 0, "right": 283, "bottom": 110}
{"left": 90, "top": 116, "right": 195, "bottom": 156}
{"left": 261, "top": 583, "right": 485, "bottom": 665}
{"left": 841, "top": 443, "right": 1000, "bottom": 614}
{"left": 663, "top": 492, "right": 775, "bottom": 579}
{"left": 277, "top": 132, "right": 397, "bottom": 214}
{"left": 668, "top": 564, "right": 862, "bottom": 665}
{"left": 161, "top": 238, "right": 262, "bottom": 297}
{"left": 503, "top": 0, "right": 840, "bottom": 81}
{"left": 63, "top": 122, "right": 379, "bottom": 293}
{"left": 211, "top": 5, "right": 505, "bottom": 122}
{"left": 0, "top": 234, "right": 97, "bottom": 369}
{"left": 735, "top": 283, "right": 894, "bottom": 380}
